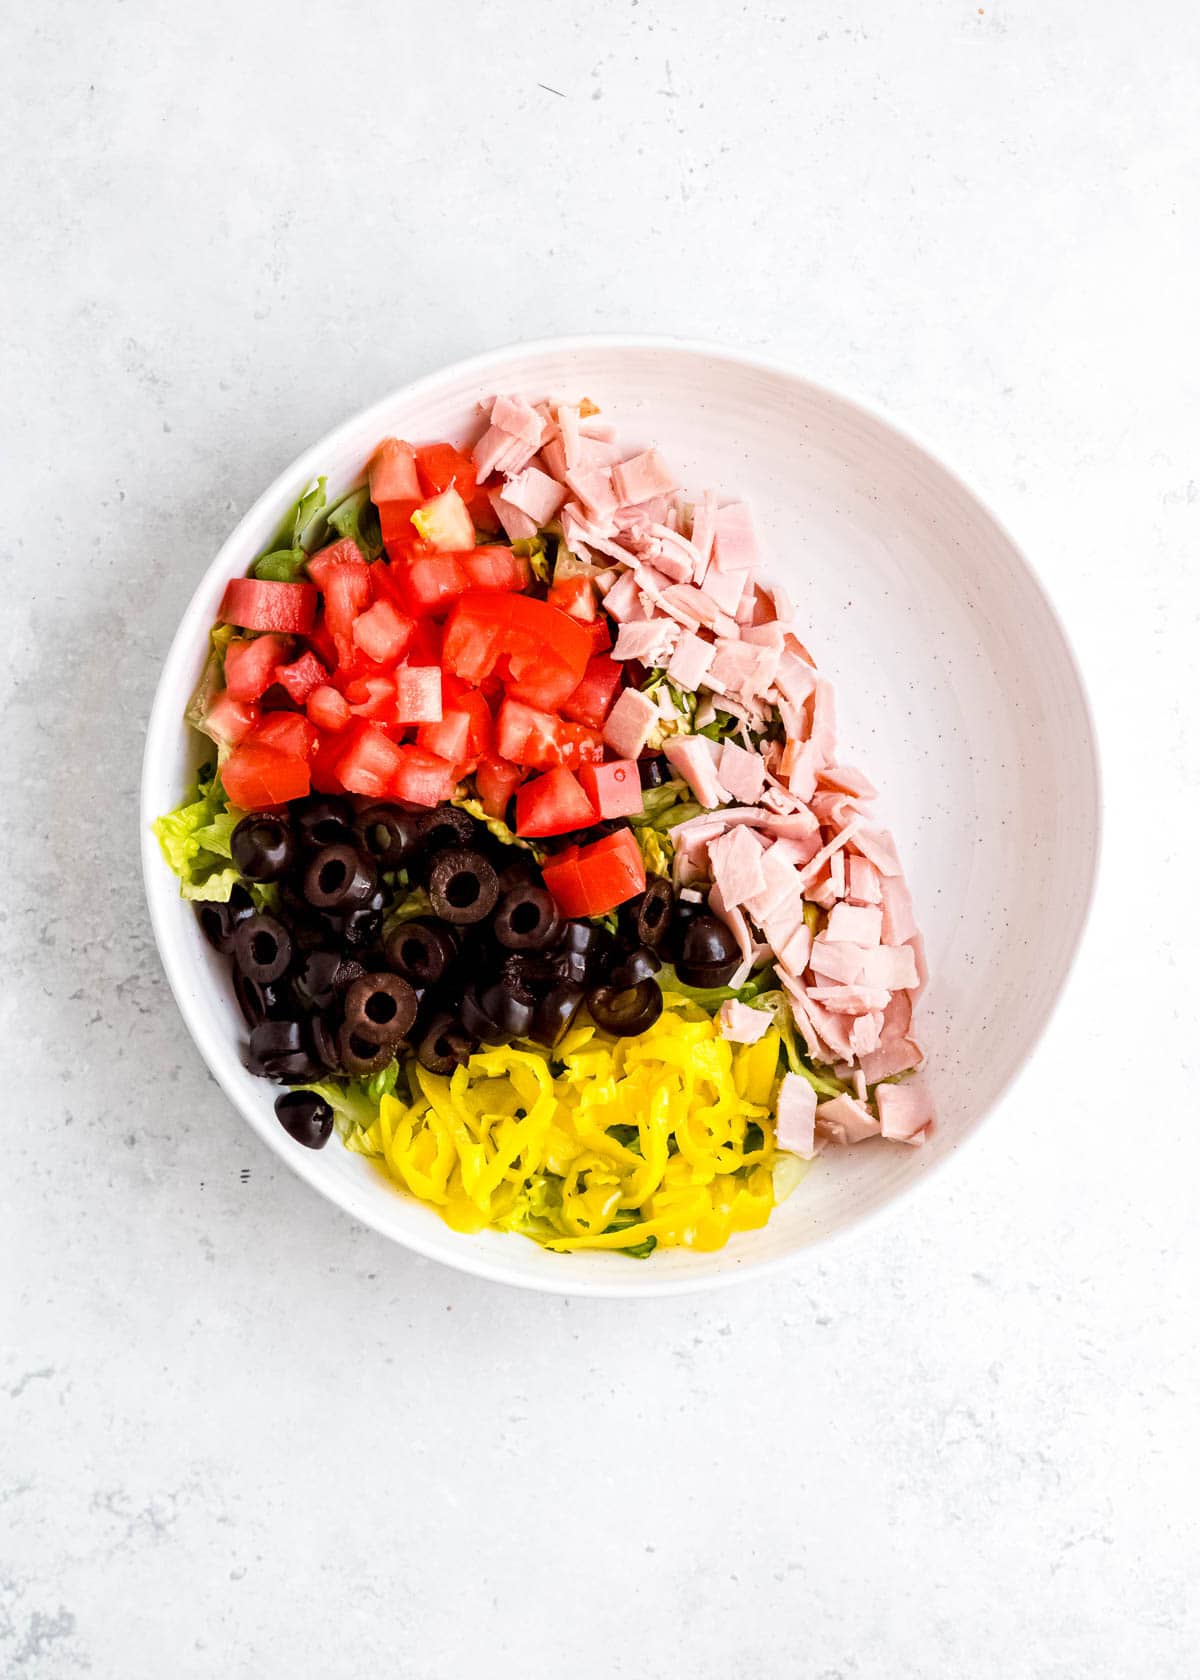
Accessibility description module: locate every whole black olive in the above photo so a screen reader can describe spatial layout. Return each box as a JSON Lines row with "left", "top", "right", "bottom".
{"left": 427, "top": 848, "right": 499, "bottom": 925}
{"left": 339, "top": 905, "right": 385, "bottom": 951}
{"left": 586, "top": 978, "right": 664, "bottom": 1037}
{"left": 611, "top": 945, "right": 662, "bottom": 988}
{"left": 530, "top": 981, "right": 587, "bottom": 1047}
{"left": 416, "top": 804, "right": 474, "bottom": 857}
{"left": 336, "top": 1025, "right": 396, "bottom": 1077}
{"left": 231, "top": 812, "right": 294, "bottom": 883}
{"left": 195, "top": 884, "right": 255, "bottom": 954}
{"left": 384, "top": 919, "right": 458, "bottom": 985}
{"left": 675, "top": 913, "right": 741, "bottom": 987}
{"left": 342, "top": 974, "right": 418, "bottom": 1046}
{"left": 416, "top": 1011, "right": 475, "bottom": 1074}
{"left": 459, "top": 984, "right": 509, "bottom": 1044}
{"left": 354, "top": 803, "right": 422, "bottom": 868}
{"left": 294, "top": 796, "right": 355, "bottom": 852}
{"left": 493, "top": 883, "right": 560, "bottom": 950}
{"left": 620, "top": 876, "right": 674, "bottom": 950}
{"left": 637, "top": 754, "right": 672, "bottom": 790}
{"left": 479, "top": 975, "right": 535, "bottom": 1038}
{"left": 665, "top": 895, "right": 705, "bottom": 962}
{"left": 274, "top": 1089, "right": 334, "bottom": 1149}
{"left": 234, "top": 969, "right": 292, "bottom": 1027}
{"left": 303, "top": 844, "right": 377, "bottom": 911}
{"left": 234, "top": 913, "right": 292, "bottom": 983}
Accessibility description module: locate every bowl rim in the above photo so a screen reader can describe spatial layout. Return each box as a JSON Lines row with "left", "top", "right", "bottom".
{"left": 140, "top": 332, "right": 1102, "bottom": 1298}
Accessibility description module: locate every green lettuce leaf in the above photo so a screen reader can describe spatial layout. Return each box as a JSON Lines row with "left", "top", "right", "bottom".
{"left": 302, "top": 1064, "right": 400, "bottom": 1144}
{"left": 658, "top": 961, "right": 773, "bottom": 1014}
{"left": 153, "top": 765, "right": 245, "bottom": 902}
{"left": 451, "top": 794, "right": 540, "bottom": 854}
{"left": 184, "top": 624, "right": 238, "bottom": 737}
{"left": 327, "top": 485, "right": 383, "bottom": 560}
{"left": 754, "top": 990, "right": 849, "bottom": 1099}
{"left": 253, "top": 547, "right": 308, "bottom": 582}
{"left": 513, "top": 534, "right": 553, "bottom": 584}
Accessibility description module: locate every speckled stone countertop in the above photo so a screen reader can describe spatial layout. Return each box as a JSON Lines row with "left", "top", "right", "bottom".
{"left": 2, "top": 3, "right": 1197, "bottom": 1675}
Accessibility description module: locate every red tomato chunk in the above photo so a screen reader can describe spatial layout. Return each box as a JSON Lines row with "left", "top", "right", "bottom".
{"left": 220, "top": 578, "right": 316, "bottom": 636}
{"left": 541, "top": 828, "right": 646, "bottom": 918}
{"left": 515, "top": 768, "right": 598, "bottom": 837}
{"left": 578, "top": 759, "right": 644, "bottom": 820}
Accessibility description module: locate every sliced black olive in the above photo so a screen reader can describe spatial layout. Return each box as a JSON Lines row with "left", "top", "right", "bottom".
{"left": 427, "top": 848, "right": 499, "bottom": 925}
{"left": 342, "top": 974, "right": 417, "bottom": 1046}
{"left": 234, "top": 913, "right": 292, "bottom": 983}
{"left": 556, "top": 920, "right": 618, "bottom": 982}
{"left": 247, "top": 1018, "right": 320, "bottom": 1082}
{"left": 309, "top": 1012, "right": 342, "bottom": 1072}
{"left": 336, "top": 1025, "right": 396, "bottom": 1076}
{"left": 416, "top": 804, "right": 475, "bottom": 857}
{"left": 303, "top": 844, "right": 377, "bottom": 911}
{"left": 384, "top": 918, "right": 458, "bottom": 985}
{"left": 459, "top": 983, "right": 509, "bottom": 1044}
{"left": 665, "top": 895, "right": 705, "bottom": 962}
{"left": 531, "top": 980, "right": 586, "bottom": 1047}
{"left": 637, "top": 754, "right": 672, "bottom": 790}
{"left": 231, "top": 812, "right": 294, "bottom": 883}
{"left": 292, "top": 950, "right": 364, "bottom": 1014}
{"left": 675, "top": 913, "right": 741, "bottom": 986}
{"left": 294, "top": 796, "right": 355, "bottom": 852}
{"left": 493, "top": 883, "right": 560, "bottom": 950}
{"left": 479, "top": 974, "right": 535, "bottom": 1038}
{"left": 612, "top": 945, "right": 662, "bottom": 988}
{"left": 195, "top": 884, "right": 255, "bottom": 953}
{"left": 587, "top": 978, "right": 664, "bottom": 1037}
{"left": 234, "top": 969, "right": 291, "bottom": 1027}
{"left": 354, "top": 803, "right": 422, "bottom": 868}
{"left": 416, "top": 1010, "right": 475, "bottom": 1074}
{"left": 620, "top": 876, "right": 674, "bottom": 950}
{"left": 497, "top": 951, "right": 560, "bottom": 994}
{"left": 338, "top": 905, "right": 385, "bottom": 951}
{"left": 496, "top": 857, "right": 537, "bottom": 894}
{"left": 274, "top": 1090, "right": 334, "bottom": 1149}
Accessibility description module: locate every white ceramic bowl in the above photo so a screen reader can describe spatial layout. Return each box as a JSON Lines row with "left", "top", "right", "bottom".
{"left": 141, "top": 338, "right": 1099, "bottom": 1296}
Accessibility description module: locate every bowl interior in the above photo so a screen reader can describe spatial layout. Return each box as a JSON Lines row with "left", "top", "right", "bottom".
{"left": 142, "top": 341, "right": 1099, "bottom": 1295}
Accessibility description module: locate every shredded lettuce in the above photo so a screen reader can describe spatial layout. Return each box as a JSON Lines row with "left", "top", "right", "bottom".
{"left": 184, "top": 624, "right": 238, "bottom": 737}
{"left": 513, "top": 533, "right": 553, "bottom": 584}
{"left": 659, "top": 962, "right": 773, "bottom": 1014}
{"left": 636, "top": 827, "right": 672, "bottom": 877}
{"left": 327, "top": 484, "right": 382, "bottom": 560}
{"left": 451, "top": 794, "right": 540, "bottom": 854}
{"left": 253, "top": 547, "right": 308, "bottom": 582}
{"left": 307, "top": 1062, "right": 402, "bottom": 1145}
{"left": 754, "top": 990, "right": 849, "bottom": 1099}
{"left": 696, "top": 709, "right": 741, "bottom": 744}
{"left": 152, "top": 765, "right": 244, "bottom": 902}
{"left": 629, "top": 780, "right": 702, "bottom": 873}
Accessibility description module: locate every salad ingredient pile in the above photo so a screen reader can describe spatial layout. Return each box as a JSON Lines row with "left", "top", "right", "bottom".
{"left": 155, "top": 397, "right": 934, "bottom": 1257}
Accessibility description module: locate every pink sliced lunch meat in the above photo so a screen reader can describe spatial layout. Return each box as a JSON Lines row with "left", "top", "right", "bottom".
{"left": 663, "top": 734, "right": 728, "bottom": 808}
{"left": 611, "top": 448, "right": 676, "bottom": 506}
{"left": 775, "top": 1073, "right": 819, "bottom": 1158}
{"left": 875, "top": 1078, "right": 933, "bottom": 1144}
{"left": 717, "top": 998, "right": 771, "bottom": 1043}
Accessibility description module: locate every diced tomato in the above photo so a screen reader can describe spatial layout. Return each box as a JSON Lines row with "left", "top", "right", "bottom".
{"left": 307, "top": 684, "right": 350, "bottom": 732}
{"left": 415, "top": 442, "right": 478, "bottom": 502}
{"left": 397, "top": 553, "right": 468, "bottom": 617}
{"left": 276, "top": 649, "right": 327, "bottom": 706}
{"left": 455, "top": 688, "right": 494, "bottom": 758}
{"left": 578, "top": 758, "right": 644, "bottom": 819}
{"left": 306, "top": 538, "right": 366, "bottom": 589}
{"left": 562, "top": 654, "right": 624, "bottom": 728}
{"left": 391, "top": 746, "right": 459, "bottom": 808}
{"left": 469, "top": 489, "right": 502, "bottom": 536}
{"left": 495, "top": 697, "right": 562, "bottom": 770}
{"left": 223, "top": 633, "right": 290, "bottom": 702}
{"left": 368, "top": 439, "right": 421, "bottom": 505}
{"left": 443, "top": 592, "right": 592, "bottom": 709}
{"left": 411, "top": 488, "right": 474, "bottom": 553}
{"left": 306, "top": 613, "right": 339, "bottom": 672}
{"left": 474, "top": 754, "right": 524, "bottom": 820}
{"left": 343, "top": 675, "right": 396, "bottom": 722}
{"left": 554, "top": 721, "right": 606, "bottom": 770}
{"left": 406, "top": 617, "right": 443, "bottom": 667}
{"left": 322, "top": 559, "right": 372, "bottom": 664}
{"left": 219, "top": 577, "right": 317, "bottom": 636}
{"left": 416, "top": 709, "right": 471, "bottom": 766}
{"left": 458, "top": 546, "right": 530, "bottom": 592}
{"left": 582, "top": 616, "right": 613, "bottom": 655}
{"left": 393, "top": 666, "right": 443, "bottom": 725}
{"left": 514, "top": 768, "right": 598, "bottom": 837}
{"left": 379, "top": 498, "right": 422, "bottom": 560}
{"left": 249, "top": 711, "right": 318, "bottom": 760}
{"left": 310, "top": 730, "right": 349, "bottom": 793}
{"left": 221, "top": 743, "right": 311, "bottom": 809}
{"left": 201, "top": 691, "right": 258, "bottom": 749}
{"left": 335, "top": 721, "right": 408, "bottom": 798}
{"left": 352, "top": 599, "right": 414, "bottom": 664}
{"left": 542, "top": 827, "right": 646, "bottom": 918}
{"left": 548, "top": 575, "right": 599, "bottom": 622}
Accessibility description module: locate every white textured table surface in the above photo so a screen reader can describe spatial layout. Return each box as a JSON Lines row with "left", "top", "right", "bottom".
{"left": 3, "top": 3, "right": 1197, "bottom": 1676}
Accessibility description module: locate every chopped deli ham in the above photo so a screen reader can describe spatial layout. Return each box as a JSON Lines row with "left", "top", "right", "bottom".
{"left": 474, "top": 395, "right": 933, "bottom": 1155}
{"left": 775, "top": 1073, "right": 819, "bottom": 1158}
{"left": 717, "top": 998, "right": 771, "bottom": 1043}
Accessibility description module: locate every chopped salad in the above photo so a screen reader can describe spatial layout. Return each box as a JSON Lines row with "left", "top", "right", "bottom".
{"left": 155, "top": 396, "right": 932, "bottom": 1257}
